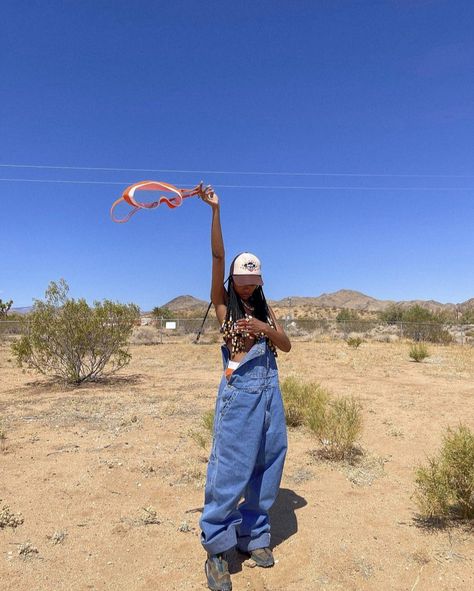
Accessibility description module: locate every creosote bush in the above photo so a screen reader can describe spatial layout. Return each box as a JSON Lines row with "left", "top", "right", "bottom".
{"left": 281, "top": 376, "right": 329, "bottom": 428}
{"left": 409, "top": 343, "right": 429, "bottom": 362}
{"left": 11, "top": 279, "right": 140, "bottom": 384}
{"left": 380, "top": 304, "right": 453, "bottom": 343}
{"left": 282, "top": 376, "right": 363, "bottom": 460}
{"left": 414, "top": 425, "right": 474, "bottom": 521}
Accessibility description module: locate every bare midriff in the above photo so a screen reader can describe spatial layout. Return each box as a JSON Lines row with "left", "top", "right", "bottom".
{"left": 224, "top": 336, "right": 258, "bottom": 362}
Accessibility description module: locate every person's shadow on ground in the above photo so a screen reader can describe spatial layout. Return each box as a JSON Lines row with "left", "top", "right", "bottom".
{"left": 228, "top": 488, "right": 307, "bottom": 574}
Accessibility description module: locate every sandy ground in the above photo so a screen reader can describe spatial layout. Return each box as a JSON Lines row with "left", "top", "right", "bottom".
{"left": 1, "top": 338, "right": 473, "bottom": 591}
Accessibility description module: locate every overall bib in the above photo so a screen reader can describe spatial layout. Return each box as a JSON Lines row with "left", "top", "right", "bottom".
{"left": 200, "top": 339, "right": 288, "bottom": 555}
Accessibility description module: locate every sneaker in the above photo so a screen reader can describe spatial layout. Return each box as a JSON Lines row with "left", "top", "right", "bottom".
{"left": 249, "top": 547, "right": 274, "bottom": 568}
{"left": 205, "top": 553, "right": 232, "bottom": 591}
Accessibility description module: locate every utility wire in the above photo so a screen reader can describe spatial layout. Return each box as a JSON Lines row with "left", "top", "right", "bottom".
{"left": 0, "top": 177, "right": 473, "bottom": 191}
{"left": 0, "top": 162, "right": 473, "bottom": 178}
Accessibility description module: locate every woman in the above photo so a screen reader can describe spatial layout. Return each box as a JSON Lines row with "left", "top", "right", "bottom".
{"left": 199, "top": 189, "right": 291, "bottom": 591}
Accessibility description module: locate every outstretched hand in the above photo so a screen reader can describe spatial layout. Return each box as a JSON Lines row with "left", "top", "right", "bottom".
{"left": 200, "top": 185, "right": 219, "bottom": 208}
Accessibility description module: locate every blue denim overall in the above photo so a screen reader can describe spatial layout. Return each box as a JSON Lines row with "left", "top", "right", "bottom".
{"left": 200, "top": 339, "right": 288, "bottom": 555}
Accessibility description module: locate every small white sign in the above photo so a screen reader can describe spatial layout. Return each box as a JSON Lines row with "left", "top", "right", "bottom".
{"left": 165, "top": 321, "right": 176, "bottom": 330}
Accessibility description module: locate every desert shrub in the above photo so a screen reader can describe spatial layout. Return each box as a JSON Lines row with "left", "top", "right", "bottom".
{"left": 336, "top": 308, "right": 359, "bottom": 323}
{"left": 347, "top": 336, "right": 363, "bottom": 348}
{"left": 0, "top": 299, "right": 13, "bottom": 319}
{"left": 151, "top": 306, "right": 174, "bottom": 321}
{"left": 281, "top": 376, "right": 329, "bottom": 428}
{"left": 335, "top": 309, "right": 371, "bottom": 333}
{"left": 201, "top": 409, "right": 215, "bottom": 433}
{"left": 379, "top": 304, "right": 404, "bottom": 324}
{"left": 409, "top": 343, "right": 429, "bottom": 362}
{"left": 11, "top": 279, "right": 140, "bottom": 384}
{"left": 401, "top": 305, "right": 452, "bottom": 343}
{"left": 414, "top": 425, "right": 474, "bottom": 520}
{"left": 190, "top": 409, "right": 215, "bottom": 449}
{"left": 461, "top": 308, "right": 474, "bottom": 323}
{"left": 307, "top": 395, "right": 363, "bottom": 460}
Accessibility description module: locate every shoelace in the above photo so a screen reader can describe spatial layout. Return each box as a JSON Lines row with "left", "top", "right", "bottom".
{"left": 110, "top": 180, "right": 212, "bottom": 223}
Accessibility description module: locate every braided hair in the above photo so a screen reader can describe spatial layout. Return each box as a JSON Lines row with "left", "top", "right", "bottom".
{"left": 221, "top": 260, "right": 277, "bottom": 356}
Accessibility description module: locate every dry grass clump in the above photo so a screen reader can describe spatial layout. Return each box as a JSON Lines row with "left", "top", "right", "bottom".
{"left": 282, "top": 376, "right": 363, "bottom": 460}
{"left": 48, "top": 530, "right": 68, "bottom": 544}
{"left": 0, "top": 503, "right": 24, "bottom": 529}
{"left": 281, "top": 376, "right": 329, "bottom": 428}
{"left": 189, "top": 409, "right": 215, "bottom": 449}
{"left": 409, "top": 343, "right": 429, "bottom": 362}
{"left": 414, "top": 424, "right": 474, "bottom": 521}
{"left": 347, "top": 336, "right": 363, "bottom": 349}
{"left": 139, "top": 506, "right": 161, "bottom": 525}
{"left": 130, "top": 326, "right": 161, "bottom": 345}
{"left": 308, "top": 395, "right": 363, "bottom": 460}
{"left": 18, "top": 541, "right": 39, "bottom": 560}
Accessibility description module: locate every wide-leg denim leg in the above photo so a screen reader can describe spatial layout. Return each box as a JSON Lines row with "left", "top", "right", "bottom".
{"left": 200, "top": 341, "right": 287, "bottom": 556}
{"left": 236, "top": 382, "right": 287, "bottom": 552}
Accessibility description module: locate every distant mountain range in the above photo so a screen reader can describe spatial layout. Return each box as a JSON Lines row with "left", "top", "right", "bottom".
{"left": 161, "top": 290, "right": 474, "bottom": 316}
{"left": 9, "top": 306, "right": 32, "bottom": 314}
{"left": 11, "top": 290, "right": 473, "bottom": 317}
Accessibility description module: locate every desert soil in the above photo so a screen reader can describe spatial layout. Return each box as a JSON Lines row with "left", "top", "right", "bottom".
{"left": 1, "top": 339, "right": 473, "bottom": 591}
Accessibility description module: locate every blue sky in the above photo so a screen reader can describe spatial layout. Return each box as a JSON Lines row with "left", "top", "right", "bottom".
{"left": 1, "top": 0, "right": 473, "bottom": 310}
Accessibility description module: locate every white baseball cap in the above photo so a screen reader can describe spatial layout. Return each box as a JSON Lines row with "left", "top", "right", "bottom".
{"left": 230, "top": 252, "right": 263, "bottom": 286}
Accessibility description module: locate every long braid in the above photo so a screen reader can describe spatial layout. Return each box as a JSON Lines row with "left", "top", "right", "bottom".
{"left": 221, "top": 277, "right": 277, "bottom": 357}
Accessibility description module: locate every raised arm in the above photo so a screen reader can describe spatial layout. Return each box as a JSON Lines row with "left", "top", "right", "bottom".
{"left": 201, "top": 189, "right": 227, "bottom": 323}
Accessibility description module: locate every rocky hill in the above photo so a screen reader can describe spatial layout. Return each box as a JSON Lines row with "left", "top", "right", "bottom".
{"left": 161, "top": 289, "right": 473, "bottom": 319}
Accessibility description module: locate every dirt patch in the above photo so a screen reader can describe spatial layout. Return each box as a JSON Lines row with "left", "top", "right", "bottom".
{"left": 1, "top": 340, "right": 473, "bottom": 590}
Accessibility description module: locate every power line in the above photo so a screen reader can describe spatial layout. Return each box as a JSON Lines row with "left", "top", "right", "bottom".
{"left": 0, "top": 177, "right": 473, "bottom": 191}
{"left": 0, "top": 162, "right": 473, "bottom": 178}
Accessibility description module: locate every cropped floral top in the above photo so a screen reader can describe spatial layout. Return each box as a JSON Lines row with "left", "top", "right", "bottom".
{"left": 221, "top": 313, "right": 278, "bottom": 358}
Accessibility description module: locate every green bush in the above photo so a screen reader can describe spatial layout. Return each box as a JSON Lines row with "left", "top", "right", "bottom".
{"left": 282, "top": 377, "right": 363, "bottom": 460}
{"left": 402, "top": 305, "right": 452, "bottom": 344}
{"left": 281, "top": 376, "right": 329, "bottom": 428}
{"left": 151, "top": 306, "right": 174, "bottom": 320}
{"left": 0, "top": 299, "right": 13, "bottom": 319}
{"left": 461, "top": 308, "right": 474, "bottom": 324}
{"left": 414, "top": 425, "right": 474, "bottom": 520}
{"left": 409, "top": 343, "right": 429, "bottom": 362}
{"left": 347, "top": 337, "right": 363, "bottom": 348}
{"left": 307, "top": 395, "right": 363, "bottom": 460}
{"left": 380, "top": 304, "right": 453, "bottom": 343}
{"left": 379, "top": 304, "right": 404, "bottom": 324}
{"left": 11, "top": 279, "right": 139, "bottom": 385}
{"left": 335, "top": 309, "right": 373, "bottom": 333}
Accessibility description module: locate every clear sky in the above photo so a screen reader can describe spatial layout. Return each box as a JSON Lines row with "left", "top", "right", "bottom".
{"left": 1, "top": 0, "right": 473, "bottom": 310}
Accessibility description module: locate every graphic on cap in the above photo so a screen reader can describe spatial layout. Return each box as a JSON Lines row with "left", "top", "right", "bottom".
{"left": 231, "top": 253, "right": 263, "bottom": 286}
{"left": 243, "top": 260, "right": 257, "bottom": 272}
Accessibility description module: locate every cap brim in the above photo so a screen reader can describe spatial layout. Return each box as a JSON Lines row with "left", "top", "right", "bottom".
{"left": 233, "top": 274, "right": 263, "bottom": 286}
